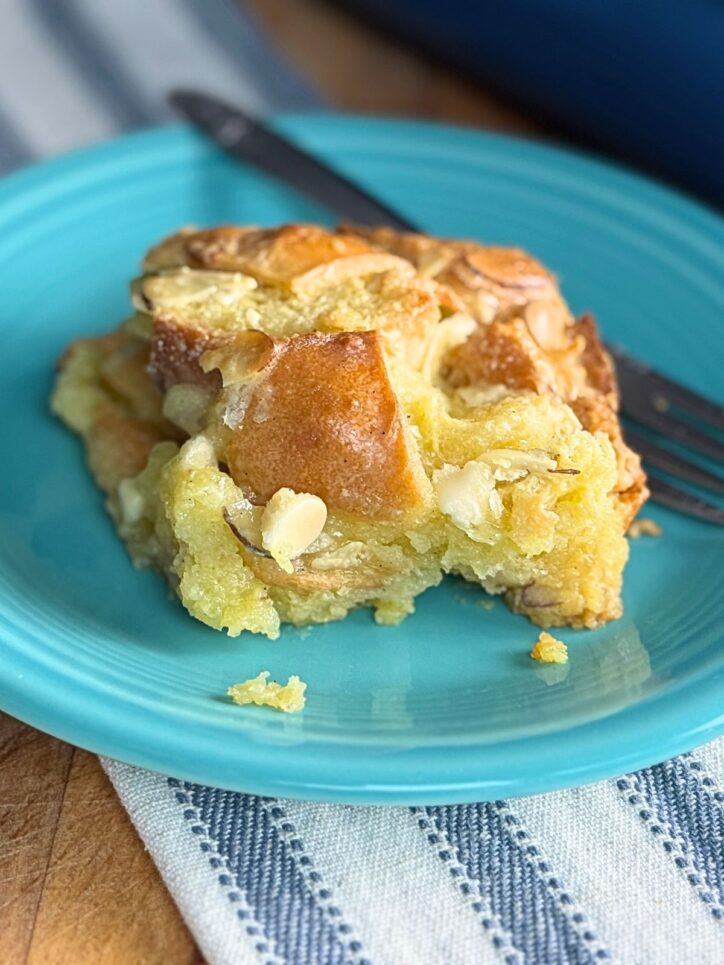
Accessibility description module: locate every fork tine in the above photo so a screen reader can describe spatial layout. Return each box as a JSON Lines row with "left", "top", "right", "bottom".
{"left": 624, "top": 427, "right": 724, "bottom": 496}
{"left": 610, "top": 346, "right": 724, "bottom": 431}
{"left": 646, "top": 477, "right": 724, "bottom": 525}
{"left": 619, "top": 399, "right": 724, "bottom": 463}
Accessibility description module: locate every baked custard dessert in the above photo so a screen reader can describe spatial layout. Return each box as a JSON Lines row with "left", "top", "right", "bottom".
{"left": 52, "top": 224, "right": 647, "bottom": 639}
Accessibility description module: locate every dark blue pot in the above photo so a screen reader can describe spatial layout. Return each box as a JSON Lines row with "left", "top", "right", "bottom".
{"left": 340, "top": 0, "right": 724, "bottom": 206}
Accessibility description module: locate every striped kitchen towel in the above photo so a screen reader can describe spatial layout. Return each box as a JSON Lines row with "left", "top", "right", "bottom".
{"left": 102, "top": 744, "right": 724, "bottom": 965}
{"left": 0, "top": 0, "right": 320, "bottom": 172}
{"left": 3, "top": 2, "right": 724, "bottom": 963}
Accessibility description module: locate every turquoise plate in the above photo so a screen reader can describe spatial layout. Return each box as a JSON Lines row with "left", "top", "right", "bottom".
{"left": 0, "top": 118, "right": 723, "bottom": 804}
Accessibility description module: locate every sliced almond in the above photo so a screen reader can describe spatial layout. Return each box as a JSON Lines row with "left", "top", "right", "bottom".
{"left": 521, "top": 584, "right": 560, "bottom": 608}
{"left": 482, "top": 448, "right": 557, "bottom": 481}
{"left": 199, "top": 330, "right": 274, "bottom": 387}
{"left": 133, "top": 268, "right": 256, "bottom": 312}
{"left": 455, "top": 247, "right": 552, "bottom": 290}
{"left": 223, "top": 499, "right": 267, "bottom": 556}
{"left": 241, "top": 553, "right": 387, "bottom": 592}
{"left": 433, "top": 461, "right": 499, "bottom": 535}
{"left": 260, "top": 488, "right": 328, "bottom": 573}
{"left": 419, "top": 313, "right": 476, "bottom": 382}
{"left": 183, "top": 224, "right": 378, "bottom": 285}
{"left": 290, "top": 253, "right": 413, "bottom": 293}
{"left": 455, "top": 384, "right": 512, "bottom": 408}
{"left": 117, "top": 477, "right": 145, "bottom": 525}
{"left": 178, "top": 434, "right": 217, "bottom": 470}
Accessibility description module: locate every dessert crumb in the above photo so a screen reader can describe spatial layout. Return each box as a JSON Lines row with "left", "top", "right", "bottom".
{"left": 227, "top": 671, "right": 306, "bottom": 713}
{"left": 477, "top": 599, "right": 496, "bottom": 611}
{"left": 530, "top": 631, "right": 568, "bottom": 665}
{"left": 628, "top": 517, "right": 662, "bottom": 539}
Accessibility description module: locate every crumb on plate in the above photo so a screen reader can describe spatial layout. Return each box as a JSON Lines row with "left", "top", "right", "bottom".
{"left": 530, "top": 631, "right": 568, "bottom": 665}
{"left": 628, "top": 517, "right": 662, "bottom": 539}
{"left": 227, "top": 671, "right": 307, "bottom": 713}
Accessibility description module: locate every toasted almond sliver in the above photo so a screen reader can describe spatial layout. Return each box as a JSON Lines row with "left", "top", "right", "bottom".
{"left": 178, "top": 434, "right": 217, "bottom": 470}
{"left": 260, "top": 488, "right": 328, "bottom": 573}
{"left": 433, "top": 461, "right": 495, "bottom": 532}
{"left": 117, "top": 478, "right": 145, "bottom": 525}
{"left": 199, "top": 330, "right": 274, "bottom": 387}
{"left": 135, "top": 268, "right": 257, "bottom": 311}
{"left": 419, "top": 313, "right": 476, "bottom": 382}
{"left": 290, "top": 253, "right": 414, "bottom": 293}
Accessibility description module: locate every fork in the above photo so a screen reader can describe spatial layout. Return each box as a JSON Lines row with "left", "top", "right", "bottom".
{"left": 606, "top": 348, "right": 724, "bottom": 523}
{"left": 170, "top": 90, "right": 724, "bottom": 525}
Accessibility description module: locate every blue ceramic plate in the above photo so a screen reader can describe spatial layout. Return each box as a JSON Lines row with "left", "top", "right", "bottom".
{"left": 0, "top": 118, "right": 722, "bottom": 803}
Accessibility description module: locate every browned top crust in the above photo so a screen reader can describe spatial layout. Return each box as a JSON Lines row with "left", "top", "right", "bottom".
{"left": 143, "top": 223, "right": 443, "bottom": 390}
{"left": 342, "top": 225, "right": 648, "bottom": 523}
{"left": 145, "top": 223, "right": 408, "bottom": 288}
{"left": 221, "top": 330, "right": 428, "bottom": 517}
{"left": 444, "top": 317, "right": 559, "bottom": 394}
{"left": 140, "top": 222, "right": 646, "bottom": 523}
{"left": 342, "top": 224, "right": 562, "bottom": 336}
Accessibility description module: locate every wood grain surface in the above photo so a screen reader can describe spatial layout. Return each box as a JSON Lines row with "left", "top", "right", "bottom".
{"left": 0, "top": 717, "right": 200, "bottom": 965}
{"left": 248, "top": 0, "right": 544, "bottom": 134}
{"left": 0, "top": 1, "right": 542, "bottom": 961}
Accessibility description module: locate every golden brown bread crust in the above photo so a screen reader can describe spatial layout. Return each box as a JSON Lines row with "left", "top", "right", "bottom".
{"left": 444, "top": 317, "right": 559, "bottom": 394}
{"left": 55, "top": 335, "right": 169, "bottom": 495}
{"left": 568, "top": 315, "right": 646, "bottom": 521}
{"left": 573, "top": 313, "right": 617, "bottom": 404}
{"left": 149, "top": 315, "right": 224, "bottom": 391}
{"left": 87, "top": 406, "right": 163, "bottom": 494}
{"left": 220, "top": 330, "right": 428, "bottom": 517}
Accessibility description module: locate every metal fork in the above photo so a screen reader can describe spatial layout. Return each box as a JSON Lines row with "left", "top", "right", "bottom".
{"left": 608, "top": 348, "right": 724, "bottom": 523}
{"left": 170, "top": 90, "right": 724, "bottom": 525}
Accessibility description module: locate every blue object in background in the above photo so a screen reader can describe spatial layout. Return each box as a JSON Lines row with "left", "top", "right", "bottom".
{"left": 341, "top": 0, "right": 724, "bottom": 207}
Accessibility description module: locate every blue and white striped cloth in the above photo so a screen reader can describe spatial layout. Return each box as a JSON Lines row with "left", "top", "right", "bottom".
{"left": 0, "top": 0, "right": 320, "bottom": 170}
{"left": 3, "top": 2, "right": 723, "bottom": 962}
{"left": 102, "top": 743, "right": 724, "bottom": 965}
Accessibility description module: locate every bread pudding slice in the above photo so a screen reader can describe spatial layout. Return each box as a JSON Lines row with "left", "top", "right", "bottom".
{"left": 51, "top": 223, "right": 647, "bottom": 639}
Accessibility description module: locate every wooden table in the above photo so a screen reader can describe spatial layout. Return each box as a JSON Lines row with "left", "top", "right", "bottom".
{"left": 0, "top": 2, "right": 547, "bottom": 961}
